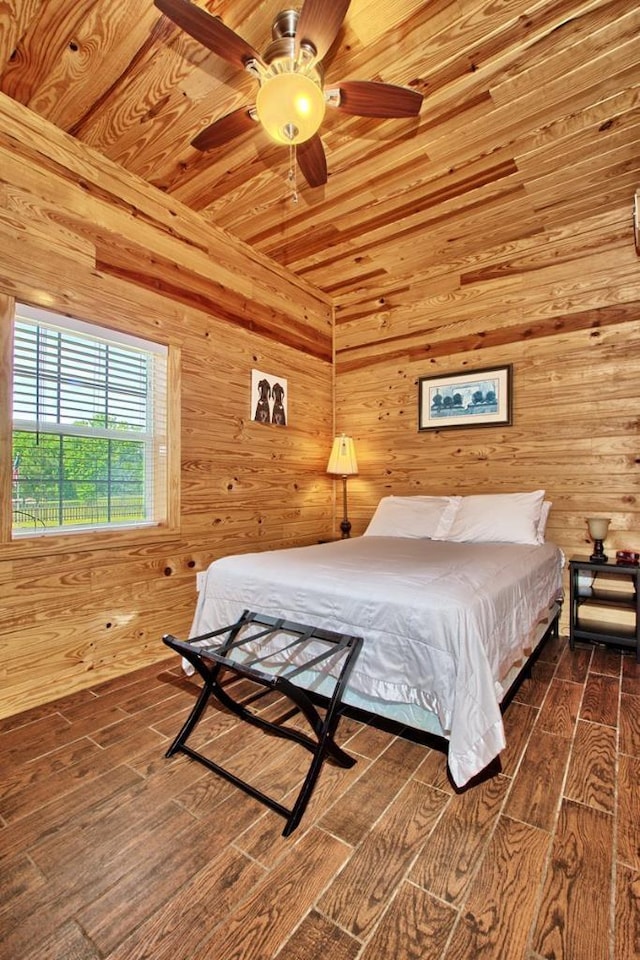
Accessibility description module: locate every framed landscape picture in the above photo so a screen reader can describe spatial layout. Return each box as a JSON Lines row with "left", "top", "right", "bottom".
{"left": 418, "top": 365, "right": 512, "bottom": 431}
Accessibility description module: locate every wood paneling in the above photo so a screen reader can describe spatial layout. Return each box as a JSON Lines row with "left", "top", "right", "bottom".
{"left": 0, "top": 0, "right": 637, "bottom": 307}
{"left": 333, "top": 202, "right": 640, "bottom": 638}
{"left": 0, "top": 94, "right": 334, "bottom": 719}
{"left": 0, "top": 0, "right": 639, "bottom": 714}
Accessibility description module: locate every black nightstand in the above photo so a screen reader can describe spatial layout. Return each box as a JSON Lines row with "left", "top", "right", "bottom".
{"left": 569, "top": 556, "right": 640, "bottom": 661}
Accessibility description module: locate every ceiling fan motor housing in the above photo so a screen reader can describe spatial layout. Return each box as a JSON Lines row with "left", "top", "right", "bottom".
{"left": 272, "top": 9, "right": 299, "bottom": 40}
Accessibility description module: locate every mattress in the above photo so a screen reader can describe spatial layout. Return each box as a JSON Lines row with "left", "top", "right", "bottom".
{"left": 189, "top": 537, "right": 564, "bottom": 787}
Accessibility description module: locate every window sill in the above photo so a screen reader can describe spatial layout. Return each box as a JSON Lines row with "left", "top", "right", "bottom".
{"left": 0, "top": 522, "right": 182, "bottom": 561}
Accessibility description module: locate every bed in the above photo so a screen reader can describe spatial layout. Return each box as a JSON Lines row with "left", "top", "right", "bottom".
{"left": 186, "top": 491, "right": 564, "bottom": 788}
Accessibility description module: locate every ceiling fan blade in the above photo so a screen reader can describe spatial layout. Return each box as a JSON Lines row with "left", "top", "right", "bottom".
{"left": 191, "top": 107, "right": 257, "bottom": 150}
{"left": 335, "top": 80, "right": 423, "bottom": 118}
{"left": 295, "top": 0, "right": 351, "bottom": 61}
{"left": 154, "top": 0, "right": 263, "bottom": 69}
{"left": 297, "top": 135, "right": 328, "bottom": 187}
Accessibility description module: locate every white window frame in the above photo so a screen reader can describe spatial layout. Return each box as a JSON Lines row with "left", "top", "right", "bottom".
{"left": 4, "top": 300, "right": 180, "bottom": 547}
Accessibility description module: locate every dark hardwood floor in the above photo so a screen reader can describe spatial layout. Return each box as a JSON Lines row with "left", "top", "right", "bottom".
{"left": 1, "top": 634, "right": 639, "bottom": 960}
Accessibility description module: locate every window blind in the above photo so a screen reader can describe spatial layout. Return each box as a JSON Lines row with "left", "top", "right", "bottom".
{"left": 12, "top": 304, "right": 168, "bottom": 536}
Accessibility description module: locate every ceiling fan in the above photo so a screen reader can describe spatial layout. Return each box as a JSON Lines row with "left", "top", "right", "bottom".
{"left": 154, "top": 0, "right": 423, "bottom": 188}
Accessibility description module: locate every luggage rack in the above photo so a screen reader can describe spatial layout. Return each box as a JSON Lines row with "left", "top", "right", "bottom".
{"left": 162, "top": 610, "right": 363, "bottom": 836}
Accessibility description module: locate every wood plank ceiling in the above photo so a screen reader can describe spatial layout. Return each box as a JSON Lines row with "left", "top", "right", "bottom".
{"left": 1, "top": 0, "right": 638, "bottom": 318}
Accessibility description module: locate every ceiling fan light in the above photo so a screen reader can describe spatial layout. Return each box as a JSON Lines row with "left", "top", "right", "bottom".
{"left": 256, "top": 72, "right": 325, "bottom": 145}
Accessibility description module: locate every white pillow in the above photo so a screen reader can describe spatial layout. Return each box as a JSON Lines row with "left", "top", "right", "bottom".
{"left": 536, "top": 501, "right": 552, "bottom": 544}
{"left": 442, "top": 490, "right": 546, "bottom": 545}
{"left": 364, "top": 495, "right": 461, "bottom": 539}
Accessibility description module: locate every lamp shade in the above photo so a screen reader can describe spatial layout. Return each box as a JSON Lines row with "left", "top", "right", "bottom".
{"left": 587, "top": 517, "right": 610, "bottom": 540}
{"left": 327, "top": 435, "right": 358, "bottom": 476}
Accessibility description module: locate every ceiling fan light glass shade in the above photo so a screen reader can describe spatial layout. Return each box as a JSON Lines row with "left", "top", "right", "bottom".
{"left": 256, "top": 71, "right": 325, "bottom": 144}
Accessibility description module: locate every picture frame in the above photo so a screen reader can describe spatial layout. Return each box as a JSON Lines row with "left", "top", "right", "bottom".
{"left": 250, "top": 369, "right": 288, "bottom": 427}
{"left": 418, "top": 365, "right": 512, "bottom": 431}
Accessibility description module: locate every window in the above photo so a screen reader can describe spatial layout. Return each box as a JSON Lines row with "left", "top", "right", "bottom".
{"left": 12, "top": 303, "right": 169, "bottom": 537}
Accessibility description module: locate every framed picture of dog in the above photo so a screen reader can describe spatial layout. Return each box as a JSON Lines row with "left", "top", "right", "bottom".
{"left": 418, "top": 365, "right": 512, "bottom": 431}
{"left": 251, "top": 369, "right": 288, "bottom": 427}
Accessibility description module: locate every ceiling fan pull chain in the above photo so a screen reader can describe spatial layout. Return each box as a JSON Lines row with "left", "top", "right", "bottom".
{"left": 288, "top": 143, "right": 299, "bottom": 204}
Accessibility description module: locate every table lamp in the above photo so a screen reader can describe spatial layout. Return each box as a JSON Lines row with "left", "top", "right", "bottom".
{"left": 327, "top": 435, "right": 358, "bottom": 538}
{"left": 587, "top": 517, "right": 611, "bottom": 563}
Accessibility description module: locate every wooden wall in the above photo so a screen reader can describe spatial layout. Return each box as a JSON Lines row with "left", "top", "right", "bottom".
{"left": 334, "top": 204, "right": 640, "bottom": 632}
{"left": 2, "top": 86, "right": 639, "bottom": 718}
{"left": 0, "top": 94, "right": 334, "bottom": 719}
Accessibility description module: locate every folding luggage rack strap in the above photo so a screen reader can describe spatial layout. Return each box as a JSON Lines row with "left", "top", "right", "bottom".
{"left": 162, "top": 610, "right": 363, "bottom": 836}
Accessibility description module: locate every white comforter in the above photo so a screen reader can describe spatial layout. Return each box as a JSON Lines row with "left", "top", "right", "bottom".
{"left": 189, "top": 537, "right": 563, "bottom": 787}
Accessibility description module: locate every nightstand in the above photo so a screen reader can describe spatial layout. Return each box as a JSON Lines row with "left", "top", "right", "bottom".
{"left": 569, "top": 556, "right": 640, "bottom": 661}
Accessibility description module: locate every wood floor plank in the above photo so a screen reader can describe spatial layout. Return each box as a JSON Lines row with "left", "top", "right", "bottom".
{"left": 342, "top": 718, "right": 397, "bottom": 760}
{"left": 318, "top": 736, "right": 429, "bottom": 845}
{"left": 555, "top": 644, "right": 592, "bottom": 683}
{"left": 27, "top": 919, "right": 101, "bottom": 960}
{"left": 513, "top": 660, "right": 557, "bottom": 708}
{"left": 0, "top": 762, "right": 144, "bottom": 866}
{"left": 166, "top": 700, "right": 244, "bottom": 750}
{"left": 0, "top": 735, "right": 102, "bottom": 822}
{"left": 617, "top": 754, "right": 640, "bottom": 871}
{"left": 215, "top": 733, "right": 308, "bottom": 801}
{"left": 564, "top": 720, "right": 616, "bottom": 813}
{"left": 580, "top": 673, "right": 620, "bottom": 727}
{"left": 531, "top": 799, "right": 613, "bottom": 960}
{"left": 620, "top": 692, "right": 640, "bottom": 757}
{"left": 409, "top": 774, "right": 509, "bottom": 905}
{"left": 413, "top": 745, "right": 455, "bottom": 794}
{"left": 108, "top": 843, "right": 268, "bottom": 960}
{"left": 28, "top": 756, "right": 210, "bottom": 876}
{"left": 499, "top": 700, "right": 538, "bottom": 778}
{"left": 319, "top": 779, "right": 448, "bottom": 938}
{"left": 590, "top": 646, "right": 624, "bottom": 678}
{"left": 158, "top": 827, "right": 351, "bottom": 960}
{"left": 0, "top": 711, "right": 72, "bottom": 768}
{"left": 234, "top": 752, "right": 371, "bottom": 867}
{"left": 117, "top": 676, "right": 192, "bottom": 716}
{"left": 132, "top": 701, "right": 193, "bottom": 741}
{"left": 503, "top": 730, "right": 571, "bottom": 831}
{"left": 536, "top": 678, "right": 583, "bottom": 738}
{"left": 622, "top": 656, "right": 640, "bottom": 696}
{"left": 537, "top": 632, "right": 566, "bottom": 665}
{"left": 443, "top": 815, "right": 550, "bottom": 960}
{"left": 0, "top": 800, "right": 194, "bottom": 959}
{"left": 87, "top": 660, "right": 176, "bottom": 699}
{"left": 359, "top": 880, "right": 457, "bottom": 960}
{"left": 89, "top": 721, "right": 169, "bottom": 767}
{"left": 615, "top": 863, "right": 640, "bottom": 960}
{"left": 171, "top": 759, "right": 237, "bottom": 815}
{"left": 0, "top": 853, "right": 45, "bottom": 912}
{"left": 273, "top": 910, "right": 361, "bottom": 960}
{"left": 75, "top": 795, "right": 265, "bottom": 955}
{"left": 87, "top": 705, "right": 177, "bottom": 750}
{"left": 0, "top": 700, "right": 61, "bottom": 734}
